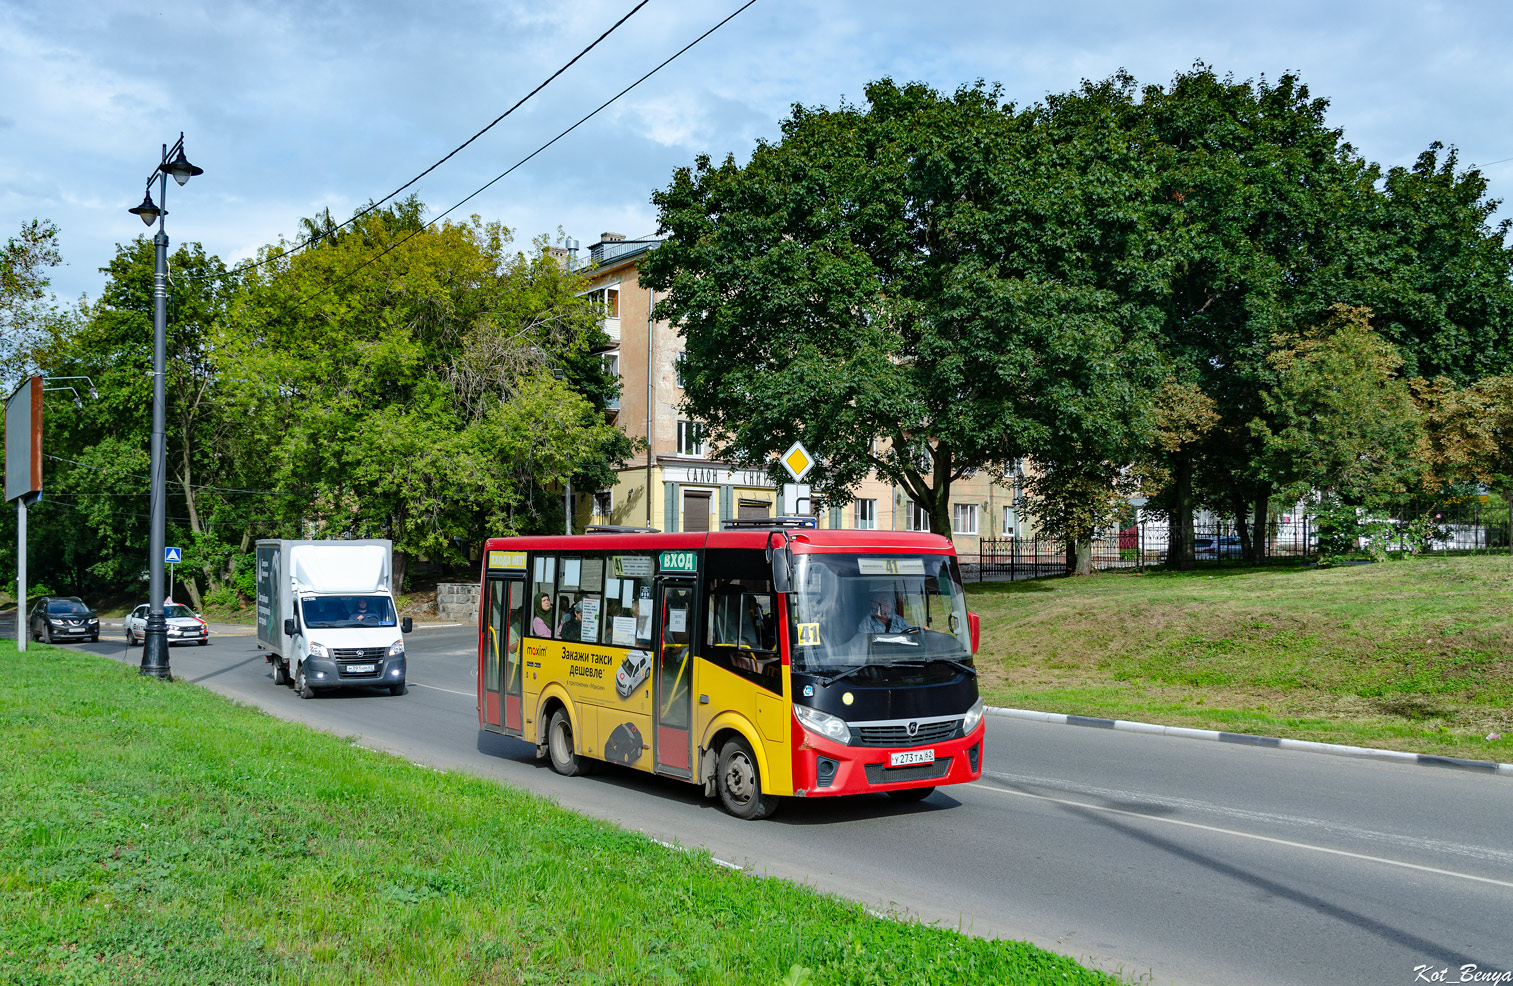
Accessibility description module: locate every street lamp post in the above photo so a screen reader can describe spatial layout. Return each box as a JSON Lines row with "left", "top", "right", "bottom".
{"left": 128, "top": 133, "right": 203, "bottom": 680}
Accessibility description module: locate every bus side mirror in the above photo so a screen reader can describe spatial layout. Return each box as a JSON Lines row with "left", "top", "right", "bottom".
{"left": 967, "top": 612, "right": 980, "bottom": 655}
{"left": 402, "top": 616, "right": 413, "bottom": 634}
{"left": 283, "top": 617, "right": 298, "bottom": 637}
{"left": 772, "top": 547, "right": 792, "bottom": 594}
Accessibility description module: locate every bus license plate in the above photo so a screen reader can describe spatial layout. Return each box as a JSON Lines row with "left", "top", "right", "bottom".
{"left": 890, "top": 749, "right": 935, "bottom": 768}
{"left": 346, "top": 664, "right": 375, "bottom": 673}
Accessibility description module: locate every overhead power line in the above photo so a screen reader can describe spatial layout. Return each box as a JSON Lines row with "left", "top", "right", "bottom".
{"left": 198, "top": 0, "right": 651, "bottom": 283}
{"left": 45, "top": 454, "right": 298, "bottom": 496}
{"left": 264, "top": 0, "right": 761, "bottom": 325}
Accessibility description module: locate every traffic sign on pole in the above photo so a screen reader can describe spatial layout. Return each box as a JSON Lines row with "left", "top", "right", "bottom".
{"left": 164, "top": 546, "right": 182, "bottom": 564}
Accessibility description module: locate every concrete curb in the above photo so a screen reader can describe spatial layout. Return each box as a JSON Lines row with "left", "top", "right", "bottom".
{"left": 987, "top": 706, "right": 1513, "bottom": 777}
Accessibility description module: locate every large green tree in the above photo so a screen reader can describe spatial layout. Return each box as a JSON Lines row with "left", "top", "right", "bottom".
{"left": 1131, "top": 66, "right": 1513, "bottom": 565}
{"left": 642, "top": 78, "right": 1167, "bottom": 538}
{"left": 226, "top": 200, "right": 632, "bottom": 585}
{"left": 1, "top": 218, "right": 63, "bottom": 373}
{"left": 17, "top": 238, "right": 252, "bottom": 606}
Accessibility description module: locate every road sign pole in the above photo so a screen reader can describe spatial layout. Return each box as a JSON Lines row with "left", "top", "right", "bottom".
{"left": 16, "top": 499, "right": 25, "bottom": 653}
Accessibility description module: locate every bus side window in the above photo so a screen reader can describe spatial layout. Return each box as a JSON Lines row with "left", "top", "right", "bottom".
{"left": 529, "top": 554, "right": 557, "bottom": 638}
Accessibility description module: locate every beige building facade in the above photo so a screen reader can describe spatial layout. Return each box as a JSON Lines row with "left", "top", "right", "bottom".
{"left": 574, "top": 234, "right": 1025, "bottom": 556}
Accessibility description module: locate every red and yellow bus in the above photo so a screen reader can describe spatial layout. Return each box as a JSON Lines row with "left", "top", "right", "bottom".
{"left": 476, "top": 521, "right": 984, "bottom": 820}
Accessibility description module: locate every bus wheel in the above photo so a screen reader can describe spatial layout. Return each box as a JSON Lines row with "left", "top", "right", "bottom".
{"left": 718, "top": 737, "right": 778, "bottom": 821}
{"left": 886, "top": 786, "right": 935, "bottom": 803}
{"left": 546, "top": 708, "right": 591, "bottom": 777}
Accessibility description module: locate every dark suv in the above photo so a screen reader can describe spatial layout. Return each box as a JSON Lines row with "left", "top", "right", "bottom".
{"left": 29, "top": 596, "right": 100, "bottom": 644}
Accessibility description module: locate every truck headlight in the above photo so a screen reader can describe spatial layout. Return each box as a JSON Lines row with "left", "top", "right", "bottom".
{"left": 388, "top": 640, "right": 404, "bottom": 658}
{"left": 794, "top": 705, "right": 851, "bottom": 745}
{"left": 308, "top": 641, "right": 329, "bottom": 659}
{"left": 962, "top": 698, "right": 985, "bottom": 735}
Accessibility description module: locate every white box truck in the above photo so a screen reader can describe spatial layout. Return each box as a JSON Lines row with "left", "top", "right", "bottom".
{"left": 256, "top": 539, "right": 412, "bottom": 698}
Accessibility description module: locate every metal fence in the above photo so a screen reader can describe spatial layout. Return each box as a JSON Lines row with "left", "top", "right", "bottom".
{"left": 974, "top": 502, "right": 1512, "bottom": 582}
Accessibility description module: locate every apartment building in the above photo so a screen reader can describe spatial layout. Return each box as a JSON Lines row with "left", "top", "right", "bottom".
{"left": 573, "top": 233, "right": 1025, "bottom": 554}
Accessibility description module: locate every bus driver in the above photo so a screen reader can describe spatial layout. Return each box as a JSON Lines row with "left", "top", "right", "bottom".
{"left": 857, "top": 589, "right": 908, "bottom": 634}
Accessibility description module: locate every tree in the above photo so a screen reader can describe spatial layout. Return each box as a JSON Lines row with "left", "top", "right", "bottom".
{"left": 1253, "top": 305, "right": 1422, "bottom": 509}
{"left": 1131, "top": 67, "right": 1513, "bottom": 564}
{"left": 1125, "top": 66, "right": 1378, "bottom": 565}
{"left": 642, "top": 78, "right": 1166, "bottom": 538}
{"left": 1, "top": 219, "right": 63, "bottom": 374}
{"left": 18, "top": 237, "right": 252, "bottom": 606}
{"left": 224, "top": 199, "right": 632, "bottom": 583}
{"left": 1417, "top": 374, "right": 1513, "bottom": 553}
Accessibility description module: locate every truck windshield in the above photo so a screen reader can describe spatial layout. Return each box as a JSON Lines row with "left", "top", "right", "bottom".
{"left": 786, "top": 553, "right": 972, "bottom": 673}
{"left": 300, "top": 595, "right": 397, "bottom": 628}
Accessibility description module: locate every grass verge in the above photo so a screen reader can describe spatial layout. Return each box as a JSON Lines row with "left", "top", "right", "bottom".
{"left": 967, "top": 555, "right": 1513, "bottom": 761}
{"left": 0, "top": 644, "right": 1115, "bottom": 986}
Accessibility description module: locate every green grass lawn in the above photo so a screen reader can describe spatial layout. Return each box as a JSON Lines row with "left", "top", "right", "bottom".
{"left": 0, "top": 645, "right": 1116, "bottom": 986}
{"left": 967, "top": 555, "right": 1513, "bottom": 761}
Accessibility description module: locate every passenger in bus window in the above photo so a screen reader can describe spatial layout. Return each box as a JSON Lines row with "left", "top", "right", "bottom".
{"left": 558, "top": 597, "right": 583, "bottom": 641}
{"left": 532, "top": 593, "right": 555, "bottom": 638}
{"left": 858, "top": 589, "right": 908, "bottom": 633}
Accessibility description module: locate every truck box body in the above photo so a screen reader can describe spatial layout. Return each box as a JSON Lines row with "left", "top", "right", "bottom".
{"left": 256, "top": 539, "right": 408, "bottom": 694}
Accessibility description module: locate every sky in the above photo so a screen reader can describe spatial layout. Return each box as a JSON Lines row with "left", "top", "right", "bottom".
{"left": 3, "top": 0, "right": 1512, "bottom": 306}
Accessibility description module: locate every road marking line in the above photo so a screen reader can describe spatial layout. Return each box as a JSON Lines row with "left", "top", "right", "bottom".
{"left": 975, "top": 781, "right": 1513, "bottom": 891}
{"left": 652, "top": 838, "right": 742, "bottom": 871}
{"left": 984, "top": 770, "right": 1513, "bottom": 867}
{"left": 406, "top": 681, "right": 474, "bottom": 698}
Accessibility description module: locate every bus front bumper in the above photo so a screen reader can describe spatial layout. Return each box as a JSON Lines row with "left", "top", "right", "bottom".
{"left": 792, "top": 724, "right": 984, "bottom": 797}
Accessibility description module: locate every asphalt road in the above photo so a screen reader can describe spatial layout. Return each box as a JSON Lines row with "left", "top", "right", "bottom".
{"left": 22, "top": 620, "right": 1513, "bottom": 986}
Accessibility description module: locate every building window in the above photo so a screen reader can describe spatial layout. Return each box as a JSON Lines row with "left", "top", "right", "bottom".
{"left": 855, "top": 499, "right": 877, "bottom": 530}
{"left": 586, "top": 286, "right": 620, "bottom": 319}
{"left": 953, "top": 503, "right": 979, "bottom": 536}
{"left": 675, "top": 351, "right": 687, "bottom": 389}
{"left": 593, "top": 490, "right": 613, "bottom": 518}
{"left": 905, "top": 500, "right": 930, "bottom": 532}
{"left": 676, "top": 419, "right": 707, "bottom": 457}
{"left": 1002, "top": 505, "right": 1017, "bottom": 537}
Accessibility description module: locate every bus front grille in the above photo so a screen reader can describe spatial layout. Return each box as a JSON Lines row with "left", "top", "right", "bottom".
{"left": 855, "top": 720, "right": 961, "bottom": 747}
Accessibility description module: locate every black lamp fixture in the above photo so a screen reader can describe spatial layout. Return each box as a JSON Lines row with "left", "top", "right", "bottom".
{"left": 161, "top": 145, "right": 204, "bottom": 186}
{"left": 129, "top": 190, "right": 161, "bottom": 226}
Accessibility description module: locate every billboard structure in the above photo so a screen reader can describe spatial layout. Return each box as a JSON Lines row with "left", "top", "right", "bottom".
{"left": 5, "top": 376, "right": 42, "bottom": 651}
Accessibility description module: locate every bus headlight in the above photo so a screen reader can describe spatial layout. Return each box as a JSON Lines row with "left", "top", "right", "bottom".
{"left": 962, "top": 698, "right": 985, "bottom": 735}
{"left": 388, "top": 640, "right": 404, "bottom": 658}
{"left": 794, "top": 705, "right": 851, "bottom": 745}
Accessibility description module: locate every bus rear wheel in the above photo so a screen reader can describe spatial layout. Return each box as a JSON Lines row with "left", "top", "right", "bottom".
{"left": 717, "top": 737, "right": 778, "bottom": 821}
{"left": 546, "top": 708, "right": 592, "bottom": 777}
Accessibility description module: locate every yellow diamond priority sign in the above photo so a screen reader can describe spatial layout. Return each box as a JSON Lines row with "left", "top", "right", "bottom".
{"left": 781, "top": 441, "right": 815, "bottom": 482}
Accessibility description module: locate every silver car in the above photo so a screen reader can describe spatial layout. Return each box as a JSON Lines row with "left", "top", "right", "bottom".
{"left": 125, "top": 603, "right": 209, "bottom": 646}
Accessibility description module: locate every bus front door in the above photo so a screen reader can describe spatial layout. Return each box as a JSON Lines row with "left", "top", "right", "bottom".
{"left": 486, "top": 577, "right": 525, "bottom": 735}
{"left": 653, "top": 580, "right": 695, "bottom": 777}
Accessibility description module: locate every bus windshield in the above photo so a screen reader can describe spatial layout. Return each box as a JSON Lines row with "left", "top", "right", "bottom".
{"left": 786, "top": 553, "right": 972, "bottom": 673}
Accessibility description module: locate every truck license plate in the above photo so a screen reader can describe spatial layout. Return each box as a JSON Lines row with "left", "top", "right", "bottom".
{"left": 889, "top": 749, "right": 935, "bottom": 768}
{"left": 346, "top": 664, "right": 375, "bottom": 673}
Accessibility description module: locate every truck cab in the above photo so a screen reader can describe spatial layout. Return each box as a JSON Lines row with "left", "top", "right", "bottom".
{"left": 257, "top": 539, "right": 411, "bottom": 698}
